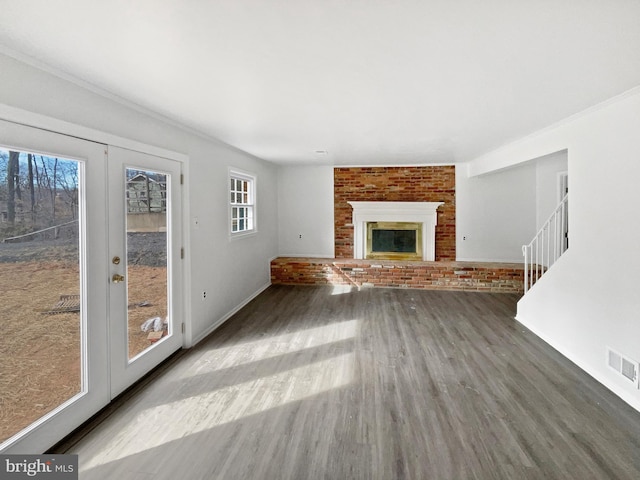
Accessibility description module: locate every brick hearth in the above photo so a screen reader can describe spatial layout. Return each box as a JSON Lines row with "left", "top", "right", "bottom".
{"left": 271, "top": 257, "right": 524, "bottom": 294}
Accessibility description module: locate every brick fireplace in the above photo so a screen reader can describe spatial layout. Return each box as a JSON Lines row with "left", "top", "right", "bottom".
{"left": 334, "top": 166, "right": 456, "bottom": 260}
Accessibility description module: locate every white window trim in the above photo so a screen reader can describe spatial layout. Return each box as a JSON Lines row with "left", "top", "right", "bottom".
{"left": 228, "top": 167, "right": 257, "bottom": 239}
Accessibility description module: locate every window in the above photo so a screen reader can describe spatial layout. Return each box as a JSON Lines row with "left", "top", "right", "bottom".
{"left": 229, "top": 170, "right": 256, "bottom": 234}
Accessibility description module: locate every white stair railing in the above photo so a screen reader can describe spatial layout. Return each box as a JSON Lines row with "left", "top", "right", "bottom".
{"left": 522, "top": 194, "right": 568, "bottom": 293}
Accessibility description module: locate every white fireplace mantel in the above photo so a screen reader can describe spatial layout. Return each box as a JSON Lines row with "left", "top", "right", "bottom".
{"left": 347, "top": 201, "right": 444, "bottom": 261}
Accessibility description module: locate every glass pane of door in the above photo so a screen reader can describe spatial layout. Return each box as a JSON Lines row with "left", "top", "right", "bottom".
{"left": 0, "top": 148, "right": 83, "bottom": 444}
{"left": 125, "top": 168, "right": 169, "bottom": 360}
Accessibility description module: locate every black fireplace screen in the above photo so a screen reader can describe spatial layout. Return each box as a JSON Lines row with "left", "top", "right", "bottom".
{"left": 371, "top": 229, "right": 417, "bottom": 253}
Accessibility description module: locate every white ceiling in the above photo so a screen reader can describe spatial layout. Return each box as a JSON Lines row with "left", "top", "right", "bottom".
{"left": 1, "top": 1, "right": 640, "bottom": 166}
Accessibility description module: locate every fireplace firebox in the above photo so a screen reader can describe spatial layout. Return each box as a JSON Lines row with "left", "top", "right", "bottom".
{"left": 366, "top": 222, "right": 422, "bottom": 260}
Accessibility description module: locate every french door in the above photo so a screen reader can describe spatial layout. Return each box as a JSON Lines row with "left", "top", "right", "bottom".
{"left": 0, "top": 122, "right": 183, "bottom": 453}
{"left": 107, "top": 146, "right": 183, "bottom": 397}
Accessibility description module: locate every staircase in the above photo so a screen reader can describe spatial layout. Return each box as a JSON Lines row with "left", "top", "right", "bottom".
{"left": 522, "top": 194, "right": 568, "bottom": 293}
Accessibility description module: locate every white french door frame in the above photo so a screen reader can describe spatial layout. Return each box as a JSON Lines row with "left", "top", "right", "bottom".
{"left": 0, "top": 105, "right": 191, "bottom": 453}
{"left": 0, "top": 119, "right": 110, "bottom": 454}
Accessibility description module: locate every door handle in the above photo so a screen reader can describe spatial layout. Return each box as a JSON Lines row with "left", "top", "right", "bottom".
{"left": 112, "top": 274, "right": 125, "bottom": 283}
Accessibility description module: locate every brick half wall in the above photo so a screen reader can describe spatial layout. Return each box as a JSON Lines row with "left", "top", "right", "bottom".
{"left": 334, "top": 166, "right": 455, "bottom": 260}
{"left": 271, "top": 258, "right": 524, "bottom": 294}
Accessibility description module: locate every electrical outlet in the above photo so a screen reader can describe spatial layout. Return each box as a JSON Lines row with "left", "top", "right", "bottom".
{"left": 202, "top": 291, "right": 207, "bottom": 300}
{"left": 299, "top": 234, "right": 303, "bottom": 239}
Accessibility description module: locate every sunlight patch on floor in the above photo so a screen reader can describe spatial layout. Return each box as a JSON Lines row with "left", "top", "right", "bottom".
{"left": 79, "top": 352, "right": 355, "bottom": 471}
{"left": 183, "top": 319, "right": 359, "bottom": 376}
{"left": 331, "top": 285, "right": 356, "bottom": 295}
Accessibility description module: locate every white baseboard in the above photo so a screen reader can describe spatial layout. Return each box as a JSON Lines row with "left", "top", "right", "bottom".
{"left": 191, "top": 281, "right": 271, "bottom": 346}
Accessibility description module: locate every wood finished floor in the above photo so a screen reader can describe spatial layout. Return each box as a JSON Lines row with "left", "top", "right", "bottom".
{"left": 61, "top": 285, "right": 640, "bottom": 479}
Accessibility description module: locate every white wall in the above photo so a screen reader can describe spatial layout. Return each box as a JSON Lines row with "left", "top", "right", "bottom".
{"left": 469, "top": 87, "right": 640, "bottom": 412}
{"left": 455, "top": 150, "right": 568, "bottom": 263}
{"left": 0, "top": 52, "right": 279, "bottom": 346}
{"left": 535, "top": 150, "right": 568, "bottom": 230}
{"left": 455, "top": 163, "right": 537, "bottom": 263}
{"left": 277, "top": 165, "right": 334, "bottom": 257}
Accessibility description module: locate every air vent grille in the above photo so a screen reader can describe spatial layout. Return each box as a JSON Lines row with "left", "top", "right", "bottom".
{"left": 607, "top": 347, "right": 638, "bottom": 387}
{"left": 608, "top": 349, "right": 622, "bottom": 371}
{"left": 622, "top": 358, "right": 637, "bottom": 383}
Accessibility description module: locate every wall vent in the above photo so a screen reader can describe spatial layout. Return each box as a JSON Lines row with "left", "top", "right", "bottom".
{"left": 607, "top": 347, "right": 639, "bottom": 387}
